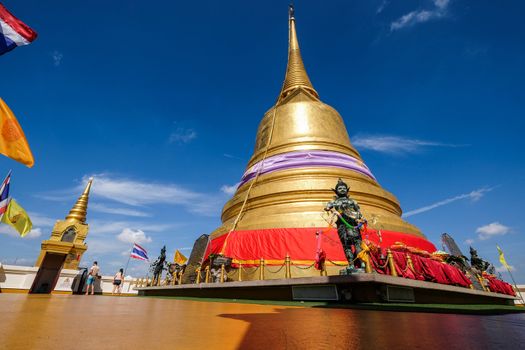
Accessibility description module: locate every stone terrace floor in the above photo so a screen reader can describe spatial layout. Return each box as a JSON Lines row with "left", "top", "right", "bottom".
{"left": 1, "top": 294, "right": 525, "bottom": 349}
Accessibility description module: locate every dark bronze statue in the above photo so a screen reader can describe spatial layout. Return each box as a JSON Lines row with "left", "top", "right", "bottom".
{"left": 150, "top": 245, "right": 168, "bottom": 286}
{"left": 469, "top": 246, "right": 490, "bottom": 273}
{"left": 325, "top": 178, "right": 365, "bottom": 271}
{"left": 166, "top": 262, "right": 185, "bottom": 284}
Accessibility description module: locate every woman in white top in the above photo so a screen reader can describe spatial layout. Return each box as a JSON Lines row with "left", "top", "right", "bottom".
{"left": 112, "top": 268, "right": 124, "bottom": 295}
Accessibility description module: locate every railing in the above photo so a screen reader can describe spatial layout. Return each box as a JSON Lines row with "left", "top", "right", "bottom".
{"left": 133, "top": 248, "right": 513, "bottom": 298}
{"left": 189, "top": 249, "right": 405, "bottom": 284}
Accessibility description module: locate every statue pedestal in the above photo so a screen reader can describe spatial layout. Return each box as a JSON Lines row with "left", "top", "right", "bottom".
{"left": 339, "top": 266, "right": 365, "bottom": 275}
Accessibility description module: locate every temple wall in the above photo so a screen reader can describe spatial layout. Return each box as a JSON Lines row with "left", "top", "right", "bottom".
{"left": 0, "top": 263, "right": 138, "bottom": 295}
{"left": 516, "top": 285, "right": 524, "bottom": 305}
{"left": 0, "top": 264, "right": 38, "bottom": 291}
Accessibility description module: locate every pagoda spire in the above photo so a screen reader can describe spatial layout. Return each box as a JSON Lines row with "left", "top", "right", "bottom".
{"left": 278, "top": 4, "right": 319, "bottom": 101}
{"left": 65, "top": 177, "right": 93, "bottom": 223}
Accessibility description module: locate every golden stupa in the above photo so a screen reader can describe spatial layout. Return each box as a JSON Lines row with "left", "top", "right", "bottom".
{"left": 211, "top": 9, "right": 425, "bottom": 242}
{"left": 35, "top": 178, "right": 93, "bottom": 270}
{"left": 196, "top": 7, "right": 437, "bottom": 284}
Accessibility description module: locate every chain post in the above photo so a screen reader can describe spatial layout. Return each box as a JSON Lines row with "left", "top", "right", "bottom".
{"left": 220, "top": 264, "right": 225, "bottom": 283}
{"left": 205, "top": 266, "right": 210, "bottom": 283}
{"left": 406, "top": 254, "right": 414, "bottom": 273}
{"left": 387, "top": 249, "right": 397, "bottom": 277}
{"left": 195, "top": 267, "right": 201, "bottom": 284}
{"left": 238, "top": 263, "right": 243, "bottom": 281}
{"left": 285, "top": 254, "right": 291, "bottom": 279}
{"left": 259, "top": 258, "right": 265, "bottom": 280}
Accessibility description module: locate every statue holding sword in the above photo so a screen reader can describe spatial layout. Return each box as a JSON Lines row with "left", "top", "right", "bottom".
{"left": 324, "top": 178, "right": 366, "bottom": 272}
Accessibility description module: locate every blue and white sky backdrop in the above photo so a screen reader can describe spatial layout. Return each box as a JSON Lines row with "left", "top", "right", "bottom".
{"left": 1, "top": 0, "right": 524, "bottom": 281}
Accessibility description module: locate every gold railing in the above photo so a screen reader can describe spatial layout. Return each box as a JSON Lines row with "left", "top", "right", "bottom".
{"left": 191, "top": 249, "right": 407, "bottom": 284}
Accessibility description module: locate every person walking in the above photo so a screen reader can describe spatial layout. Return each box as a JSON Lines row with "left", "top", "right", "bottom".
{"left": 112, "top": 268, "right": 124, "bottom": 295}
{"left": 85, "top": 261, "right": 100, "bottom": 295}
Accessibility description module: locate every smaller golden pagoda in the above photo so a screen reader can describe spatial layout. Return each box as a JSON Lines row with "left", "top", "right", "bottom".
{"left": 35, "top": 178, "right": 93, "bottom": 270}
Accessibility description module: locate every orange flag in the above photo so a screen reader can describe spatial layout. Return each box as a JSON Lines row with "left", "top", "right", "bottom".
{"left": 0, "top": 98, "right": 34, "bottom": 167}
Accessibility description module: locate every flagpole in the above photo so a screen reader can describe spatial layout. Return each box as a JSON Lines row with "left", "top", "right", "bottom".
{"left": 498, "top": 245, "right": 524, "bottom": 304}
{"left": 505, "top": 265, "right": 525, "bottom": 304}
{"left": 123, "top": 242, "right": 133, "bottom": 278}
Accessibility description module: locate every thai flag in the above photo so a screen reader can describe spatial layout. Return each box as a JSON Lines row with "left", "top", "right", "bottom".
{"left": 130, "top": 243, "right": 149, "bottom": 261}
{"left": 0, "top": 171, "right": 11, "bottom": 219}
{"left": 0, "top": 3, "right": 38, "bottom": 56}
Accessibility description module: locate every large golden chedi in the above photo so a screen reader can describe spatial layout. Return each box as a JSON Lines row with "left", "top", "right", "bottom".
{"left": 211, "top": 12, "right": 425, "bottom": 243}
{"left": 203, "top": 10, "right": 436, "bottom": 282}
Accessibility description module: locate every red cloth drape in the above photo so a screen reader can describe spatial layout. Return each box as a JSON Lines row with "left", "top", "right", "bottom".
{"left": 205, "top": 227, "right": 437, "bottom": 266}
{"left": 367, "top": 247, "right": 471, "bottom": 288}
{"left": 204, "top": 228, "right": 516, "bottom": 296}
{"left": 484, "top": 274, "right": 516, "bottom": 296}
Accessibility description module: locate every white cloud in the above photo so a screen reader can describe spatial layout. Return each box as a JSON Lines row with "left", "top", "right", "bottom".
{"left": 403, "top": 187, "right": 492, "bottom": 218}
{"left": 220, "top": 183, "right": 238, "bottom": 195}
{"left": 376, "top": 0, "right": 389, "bottom": 14}
{"left": 89, "top": 220, "right": 174, "bottom": 236}
{"left": 86, "top": 174, "right": 223, "bottom": 216}
{"left": 1, "top": 257, "right": 34, "bottom": 266}
{"left": 121, "top": 249, "right": 132, "bottom": 257}
{"left": 90, "top": 203, "right": 151, "bottom": 217}
{"left": 390, "top": 0, "right": 451, "bottom": 31}
{"left": 168, "top": 128, "right": 197, "bottom": 144}
{"left": 223, "top": 153, "right": 244, "bottom": 160}
{"left": 40, "top": 174, "right": 224, "bottom": 217}
{"left": 84, "top": 239, "right": 123, "bottom": 255}
{"left": 352, "top": 135, "right": 465, "bottom": 155}
{"left": 464, "top": 239, "right": 475, "bottom": 245}
{"left": 52, "top": 50, "right": 63, "bottom": 66}
{"left": 25, "top": 228, "right": 43, "bottom": 238}
{"left": 434, "top": 0, "right": 450, "bottom": 10}
{"left": 476, "top": 222, "right": 511, "bottom": 240}
{"left": 0, "top": 226, "right": 42, "bottom": 239}
{"left": 28, "top": 212, "right": 56, "bottom": 227}
{"left": 495, "top": 264, "right": 514, "bottom": 273}
{"left": 117, "top": 228, "right": 152, "bottom": 244}
{"left": 82, "top": 174, "right": 201, "bottom": 207}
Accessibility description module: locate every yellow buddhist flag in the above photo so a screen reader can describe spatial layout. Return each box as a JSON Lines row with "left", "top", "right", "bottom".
{"left": 174, "top": 249, "right": 188, "bottom": 265}
{"left": 0, "top": 98, "right": 34, "bottom": 167}
{"left": 497, "top": 245, "right": 510, "bottom": 270}
{"left": 0, "top": 199, "right": 32, "bottom": 237}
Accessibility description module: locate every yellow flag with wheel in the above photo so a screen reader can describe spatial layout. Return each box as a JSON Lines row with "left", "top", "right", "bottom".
{"left": 174, "top": 249, "right": 188, "bottom": 265}
{"left": 1, "top": 199, "right": 32, "bottom": 237}
{"left": 0, "top": 98, "right": 34, "bottom": 167}
{"left": 497, "top": 245, "right": 510, "bottom": 270}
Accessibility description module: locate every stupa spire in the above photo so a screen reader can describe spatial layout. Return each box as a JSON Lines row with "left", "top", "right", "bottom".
{"left": 278, "top": 4, "right": 319, "bottom": 101}
{"left": 65, "top": 177, "right": 93, "bottom": 223}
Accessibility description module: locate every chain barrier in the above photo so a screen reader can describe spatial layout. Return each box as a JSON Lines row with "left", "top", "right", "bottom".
{"left": 326, "top": 258, "right": 349, "bottom": 267}
{"left": 326, "top": 253, "right": 363, "bottom": 267}
{"left": 265, "top": 263, "right": 286, "bottom": 274}
{"left": 240, "top": 265, "right": 259, "bottom": 275}
{"left": 293, "top": 262, "right": 315, "bottom": 270}
{"left": 397, "top": 261, "right": 410, "bottom": 274}
{"left": 376, "top": 257, "right": 390, "bottom": 270}
{"left": 409, "top": 260, "right": 424, "bottom": 278}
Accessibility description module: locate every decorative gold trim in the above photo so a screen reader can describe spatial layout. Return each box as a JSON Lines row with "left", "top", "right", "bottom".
{"left": 51, "top": 290, "right": 73, "bottom": 295}
{"left": 232, "top": 258, "right": 347, "bottom": 266}
{"left": 0, "top": 288, "right": 30, "bottom": 294}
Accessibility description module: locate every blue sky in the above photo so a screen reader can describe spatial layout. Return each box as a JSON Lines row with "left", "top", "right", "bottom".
{"left": 1, "top": 0, "right": 524, "bottom": 282}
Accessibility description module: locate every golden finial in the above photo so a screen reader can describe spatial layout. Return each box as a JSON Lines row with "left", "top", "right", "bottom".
{"left": 278, "top": 4, "right": 319, "bottom": 101}
{"left": 65, "top": 177, "right": 93, "bottom": 223}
